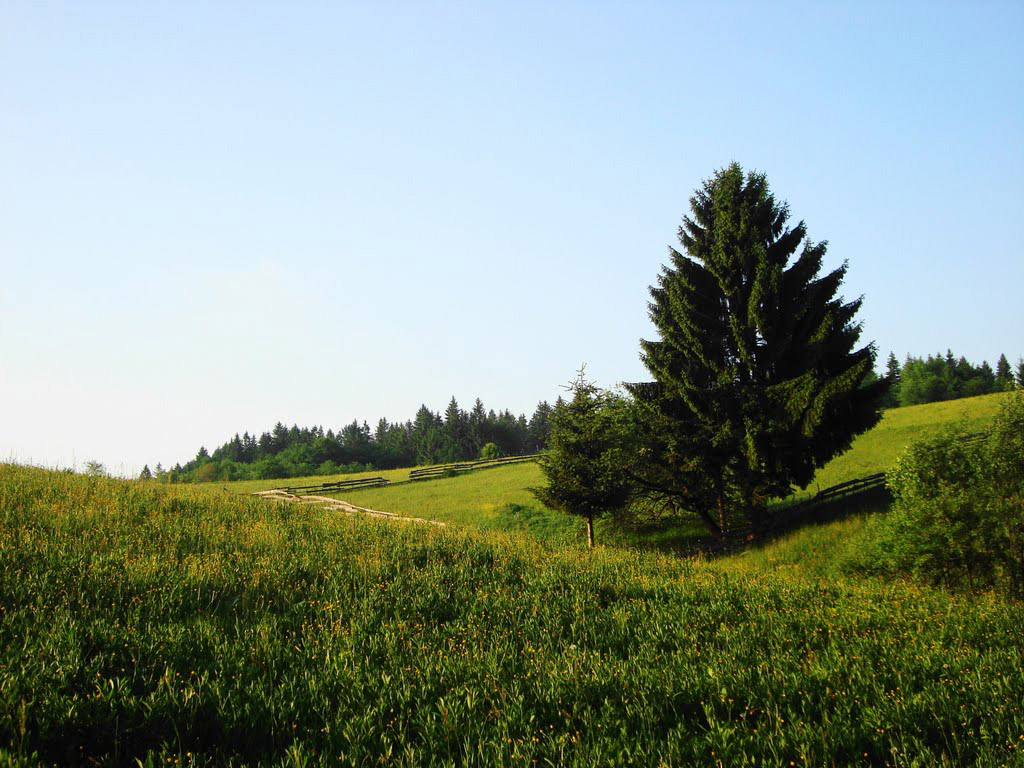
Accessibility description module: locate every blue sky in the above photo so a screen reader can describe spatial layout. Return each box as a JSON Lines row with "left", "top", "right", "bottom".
{"left": 2, "top": 1, "right": 1022, "bottom": 473}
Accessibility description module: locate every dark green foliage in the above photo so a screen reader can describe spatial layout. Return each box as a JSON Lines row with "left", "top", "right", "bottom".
{"left": 527, "top": 401, "right": 553, "bottom": 452}
{"left": 881, "top": 352, "right": 901, "bottom": 408}
{"left": 629, "top": 163, "right": 884, "bottom": 533}
{"left": 996, "top": 353, "right": 1012, "bottom": 383}
{"left": 872, "top": 392, "right": 1024, "bottom": 597}
{"left": 893, "top": 351, "right": 1015, "bottom": 406}
{"left": 138, "top": 464, "right": 152, "bottom": 481}
{"left": 168, "top": 396, "right": 552, "bottom": 482}
{"left": 532, "top": 373, "right": 633, "bottom": 547}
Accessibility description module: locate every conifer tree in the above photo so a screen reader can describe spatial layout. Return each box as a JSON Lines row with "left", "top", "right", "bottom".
{"left": 528, "top": 401, "right": 553, "bottom": 451}
{"left": 628, "top": 163, "right": 885, "bottom": 533}
{"left": 996, "top": 354, "right": 1014, "bottom": 389}
{"left": 532, "top": 372, "right": 633, "bottom": 548}
{"left": 444, "top": 397, "right": 472, "bottom": 459}
{"left": 882, "top": 352, "right": 901, "bottom": 407}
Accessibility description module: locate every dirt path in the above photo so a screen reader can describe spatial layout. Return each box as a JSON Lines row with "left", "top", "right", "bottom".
{"left": 252, "top": 489, "right": 445, "bottom": 526}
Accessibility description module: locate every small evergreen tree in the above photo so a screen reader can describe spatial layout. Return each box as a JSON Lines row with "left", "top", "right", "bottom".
{"left": 139, "top": 464, "right": 152, "bottom": 480}
{"left": 532, "top": 372, "right": 633, "bottom": 548}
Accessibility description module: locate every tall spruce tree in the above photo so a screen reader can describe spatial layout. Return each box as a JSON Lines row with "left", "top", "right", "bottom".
{"left": 627, "top": 163, "right": 885, "bottom": 533}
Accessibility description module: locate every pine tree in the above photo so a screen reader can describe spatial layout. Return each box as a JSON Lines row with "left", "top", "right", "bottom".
{"left": 532, "top": 372, "right": 633, "bottom": 548}
{"left": 978, "top": 361, "right": 996, "bottom": 391}
{"left": 139, "top": 464, "right": 152, "bottom": 480}
{"left": 882, "top": 352, "right": 901, "bottom": 407}
{"left": 996, "top": 354, "right": 1014, "bottom": 389}
{"left": 885, "top": 352, "right": 901, "bottom": 383}
{"left": 444, "top": 397, "right": 471, "bottom": 459}
{"left": 628, "top": 163, "right": 885, "bottom": 533}
{"left": 468, "top": 398, "right": 488, "bottom": 455}
{"left": 528, "top": 401, "right": 553, "bottom": 451}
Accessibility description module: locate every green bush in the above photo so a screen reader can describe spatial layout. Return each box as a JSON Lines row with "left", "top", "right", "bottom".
{"left": 877, "top": 392, "right": 1024, "bottom": 597}
{"left": 479, "top": 442, "right": 501, "bottom": 459}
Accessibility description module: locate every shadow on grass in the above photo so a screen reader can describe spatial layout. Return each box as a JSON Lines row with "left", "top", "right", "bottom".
{"left": 621, "top": 484, "right": 894, "bottom": 561}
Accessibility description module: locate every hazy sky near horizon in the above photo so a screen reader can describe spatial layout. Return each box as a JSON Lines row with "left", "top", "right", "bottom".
{"left": 2, "top": 1, "right": 1022, "bottom": 474}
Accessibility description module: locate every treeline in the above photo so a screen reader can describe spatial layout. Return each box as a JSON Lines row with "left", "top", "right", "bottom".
{"left": 879, "top": 351, "right": 1022, "bottom": 408}
{"left": 148, "top": 398, "right": 555, "bottom": 483}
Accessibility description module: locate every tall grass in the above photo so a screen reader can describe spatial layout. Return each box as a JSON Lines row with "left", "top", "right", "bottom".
{"left": 2, "top": 464, "right": 1022, "bottom": 766}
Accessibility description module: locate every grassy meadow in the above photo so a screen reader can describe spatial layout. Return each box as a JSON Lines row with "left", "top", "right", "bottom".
{"left": 224, "top": 393, "right": 1010, "bottom": 514}
{"left": 792, "top": 393, "right": 1008, "bottom": 496}
{"left": 268, "top": 392, "right": 1012, "bottom": 550}
{"left": 2, "top": 392, "right": 1020, "bottom": 765}
{"left": 3, "top": 464, "right": 1023, "bottom": 767}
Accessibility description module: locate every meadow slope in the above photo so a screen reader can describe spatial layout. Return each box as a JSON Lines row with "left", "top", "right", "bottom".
{"left": 317, "top": 393, "right": 1013, "bottom": 547}
{"left": 2, "top": 464, "right": 1022, "bottom": 766}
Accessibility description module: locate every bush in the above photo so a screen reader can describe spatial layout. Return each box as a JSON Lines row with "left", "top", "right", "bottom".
{"left": 253, "top": 455, "right": 289, "bottom": 480}
{"left": 479, "top": 443, "right": 501, "bottom": 460}
{"left": 193, "top": 463, "right": 221, "bottom": 483}
{"left": 877, "top": 392, "right": 1024, "bottom": 597}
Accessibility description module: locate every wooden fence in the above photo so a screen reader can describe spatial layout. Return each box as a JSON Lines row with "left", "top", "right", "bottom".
{"left": 409, "top": 453, "right": 541, "bottom": 482}
{"left": 693, "top": 429, "right": 994, "bottom": 552}
{"left": 278, "top": 476, "right": 389, "bottom": 495}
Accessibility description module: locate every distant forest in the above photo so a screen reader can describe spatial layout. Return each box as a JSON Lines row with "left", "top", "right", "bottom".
{"left": 879, "top": 351, "right": 1021, "bottom": 408}
{"left": 150, "top": 398, "right": 556, "bottom": 483}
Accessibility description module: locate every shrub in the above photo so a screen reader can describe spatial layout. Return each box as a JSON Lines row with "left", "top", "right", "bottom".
{"left": 253, "top": 455, "right": 288, "bottom": 480}
{"left": 878, "top": 392, "right": 1024, "bottom": 597}
{"left": 479, "top": 442, "right": 501, "bottom": 460}
{"left": 193, "top": 463, "right": 221, "bottom": 483}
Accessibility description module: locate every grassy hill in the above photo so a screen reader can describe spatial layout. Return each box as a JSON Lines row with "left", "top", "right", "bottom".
{"left": 222, "top": 394, "right": 1009, "bottom": 504}
{"left": 2, "top": 463, "right": 1022, "bottom": 766}
{"left": 248, "top": 392, "right": 1011, "bottom": 548}
{"left": 792, "top": 392, "right": 1007, "bottom": 495}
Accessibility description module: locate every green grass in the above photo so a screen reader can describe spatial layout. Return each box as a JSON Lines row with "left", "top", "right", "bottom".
{"left": 223, "top": 466, "right": 417, "bottom": 495}
{"left": 2, "top": 464, "right": 1022, "bottom": 766}
{"left": 302, "top": 393, "right": 1013, "bottom": 550}
{"left": 339, "top": 463, "right": 545, "bottom": 525}
{"left": 216, "top": 392, "right": 1018, "bottom": 558}
{"left": 792, "top": 392, "right": 1008, "bottom": 497}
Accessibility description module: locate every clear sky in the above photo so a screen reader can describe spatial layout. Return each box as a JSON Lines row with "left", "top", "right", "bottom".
{"left": 2, "top": 1, "right": 1022, "bottom": 475}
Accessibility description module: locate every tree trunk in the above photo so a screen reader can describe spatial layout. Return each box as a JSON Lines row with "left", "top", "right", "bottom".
{"left": 695, "top": 506, "right": 722, "bottom": 536}
{"left": 586, "top": 514, "right": 594, "bottom": 549}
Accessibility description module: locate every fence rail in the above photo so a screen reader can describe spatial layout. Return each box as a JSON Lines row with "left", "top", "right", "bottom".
{"left": 706, "top": 429, "right": 994, "bottom": 549}
{"left": 409, "top": 454, "right": 541, "bottom": 481}
{"left": 278, "top": 476, "right": 389, "bottom": 495}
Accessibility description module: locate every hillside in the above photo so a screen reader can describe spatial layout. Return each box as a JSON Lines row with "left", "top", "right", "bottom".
{"left": 2, "top": 464, "right": 1021, "bottom": 766}
{"left": 793, "top": 392, "right": 1008, "bottom": 495}
{"left": 236, "top": 392, "right": 1012, "bottom": 547}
